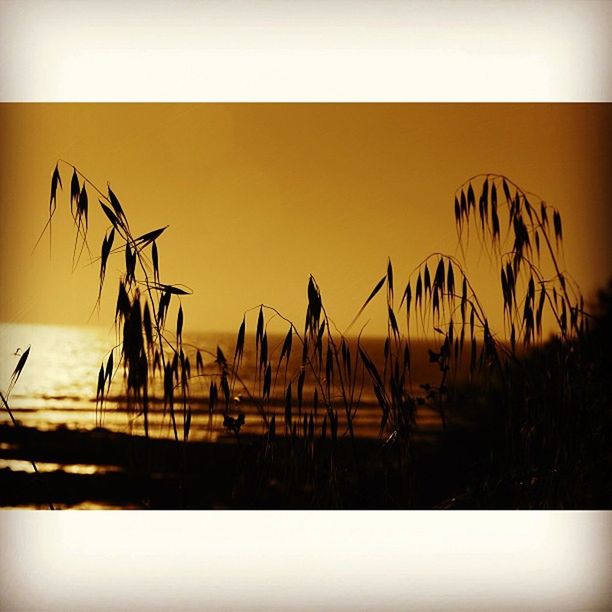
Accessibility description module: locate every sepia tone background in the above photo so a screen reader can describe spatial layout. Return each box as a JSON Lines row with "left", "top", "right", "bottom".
{"left": 1, "top": 103, "right": 610, "bottom": 338}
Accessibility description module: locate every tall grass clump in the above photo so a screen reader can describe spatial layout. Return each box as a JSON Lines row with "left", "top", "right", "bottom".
{"left": 448, "top": 174, "right": 604, "bottom": 506}
{"left": 35, "top": 161, "right": 607, "bottom": 508}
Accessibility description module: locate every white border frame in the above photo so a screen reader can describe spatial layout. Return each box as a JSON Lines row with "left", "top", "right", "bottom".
{"left": 1, "top": 1, "right": 611, "bottom": 610}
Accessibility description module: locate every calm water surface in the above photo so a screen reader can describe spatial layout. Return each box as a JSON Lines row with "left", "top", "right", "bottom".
{"left": 0, "top": 322, "right": 444, "bottom": 439}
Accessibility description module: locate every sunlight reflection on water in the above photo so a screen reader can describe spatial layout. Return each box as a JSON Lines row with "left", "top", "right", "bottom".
{"left": 0, "top": 459, "right": 122, "bottom": 475}
{"left": 0, "top": 322, "right": 444, "bottom": 439}
{"left": 0, "top": 323, "right": 112, "bottom": 404}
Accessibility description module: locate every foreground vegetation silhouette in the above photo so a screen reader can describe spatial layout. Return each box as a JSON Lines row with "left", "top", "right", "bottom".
{"left": 1, "top": 160, "right": 610, "bottom": 509}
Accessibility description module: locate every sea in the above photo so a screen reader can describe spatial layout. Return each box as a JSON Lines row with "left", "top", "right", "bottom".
{"left": 0, "top": 322, "right": 447, "bottom": 442}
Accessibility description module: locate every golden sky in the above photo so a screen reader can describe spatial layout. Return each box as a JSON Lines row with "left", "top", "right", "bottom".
{"left": 0, "top": 104, "right": 610, "bottom": 337}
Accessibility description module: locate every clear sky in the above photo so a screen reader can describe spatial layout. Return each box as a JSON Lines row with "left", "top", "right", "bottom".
{"left": 0, "top": 103, "right": 610, "bottom": 337}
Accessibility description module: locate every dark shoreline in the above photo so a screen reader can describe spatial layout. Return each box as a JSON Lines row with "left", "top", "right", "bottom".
{"left": 1, "top": 421, "right": 490, "bottom": 510}
{"left": 2, "top": 410, "right": 609, "bottom": 510}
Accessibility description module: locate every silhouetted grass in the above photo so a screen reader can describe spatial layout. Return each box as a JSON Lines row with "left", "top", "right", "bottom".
{"left": 2, "top": 162, "right": 609, "bottom": 509}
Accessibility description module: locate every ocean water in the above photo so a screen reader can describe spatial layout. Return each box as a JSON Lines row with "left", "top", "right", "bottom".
{"left": 0, "top": 322, "right": 445, "bottom": 441}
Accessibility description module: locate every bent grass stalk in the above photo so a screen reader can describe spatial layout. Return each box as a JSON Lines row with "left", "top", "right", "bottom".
{"left": 1, "top": 348, "right": 55, "bottom": 510}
